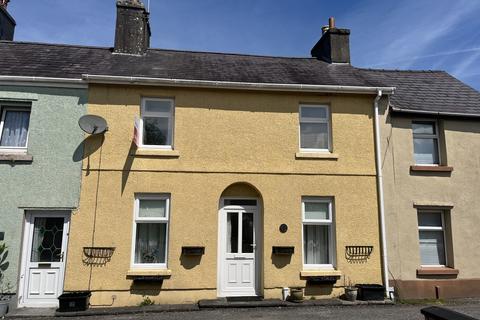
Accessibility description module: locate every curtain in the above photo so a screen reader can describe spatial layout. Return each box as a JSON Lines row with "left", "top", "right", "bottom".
{"left": 419, "top": 230, "right": 445, "bottom": 265}
{"left": 0, "top": 110, "right": 30, "bottom": 147}
{"left": 304, "top": 225, "right": 329, "bottom": 264}
{"left": 135, "top": 223, "right": 166, "bottom": 264}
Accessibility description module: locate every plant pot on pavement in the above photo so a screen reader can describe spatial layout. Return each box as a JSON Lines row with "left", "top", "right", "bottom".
{"left": 344, "top": 286, "right": 358, "bottom": 302}
{"left": 0, "top": 298, "right": 10, "bottom": 317}
{"left": 288, "top": 288, "right": 304, "bottom": 302}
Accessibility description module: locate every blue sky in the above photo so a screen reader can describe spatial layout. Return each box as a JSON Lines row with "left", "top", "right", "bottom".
{"left": 8, "top": 0, "right": 480, "bottom": 90}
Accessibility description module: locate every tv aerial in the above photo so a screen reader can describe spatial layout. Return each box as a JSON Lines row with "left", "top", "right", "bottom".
{"left": 78, "top": 115, "right": 108, "bottom": 135}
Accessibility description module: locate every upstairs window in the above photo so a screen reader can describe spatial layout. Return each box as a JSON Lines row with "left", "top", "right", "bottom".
{"left": 140, "top": 98, "right": 174, "bottom": 149}
{"left": 299, "top": 105, "right": 330, "bottom": 151}
{"left": 417, "top": 211, "right": 447, "bottom": 266}
{"left": 412, "top": 121, "right": 440, "bottom": 165}
{"left": 0, "top": 106, "right": 31, "bottom": 151}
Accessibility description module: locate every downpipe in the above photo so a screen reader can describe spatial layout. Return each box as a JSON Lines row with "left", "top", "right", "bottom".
{"left": 373, "top": 90, "right": 391, "bottom": 300}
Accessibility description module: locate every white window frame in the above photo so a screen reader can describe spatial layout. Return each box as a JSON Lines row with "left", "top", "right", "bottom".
{"left": 417, "top": 210, "right": 447, "bottom": 267}
{"left": 301, "top": 197, "right": 335, "bottom": 269}
{"left": 131, "top": 194, "right": 170, "bottom": 270}
{"left": 139, "top": 98, "right": 174, "bottom": 150}
{"left": 412, "top": 120, "right": 441, "bottom": 166}
{"left": 299, "top": 104, "right": 331, "bottom": 152}
{"left": 0, "top": 105, "right": 31, "bottom": 152}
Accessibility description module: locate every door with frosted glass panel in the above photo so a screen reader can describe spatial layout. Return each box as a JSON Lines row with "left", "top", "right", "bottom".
{"left": 220, "top": 207, "right": 258, "bottom": 296}
{"left": 21, "top": 212, "right": 70, "bottom": 307}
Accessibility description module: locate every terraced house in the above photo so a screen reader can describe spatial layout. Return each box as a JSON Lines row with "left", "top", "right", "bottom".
{"left": 0, "top": 0, "right": 479, "bottom": 310}
{"left": 0, "top": 1, "right": 87, "bottom": 310}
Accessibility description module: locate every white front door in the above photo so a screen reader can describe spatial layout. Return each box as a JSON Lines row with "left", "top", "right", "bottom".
{"left": 19, "top": 211, "right": 70, "bottom": 307}
{"left": 218, "top": 201, "right": 259, "bottom": 297}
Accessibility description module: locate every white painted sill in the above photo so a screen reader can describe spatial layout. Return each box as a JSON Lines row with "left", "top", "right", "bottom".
{"left": 295, "top": 152, "right": 339, "bottom": 160}
{"left": 126, "top": 269, "right": 172, "bottom": 277}
{"left": 300, "top": 269, "right": 342, "bottom": 277}
{"left": 131, "top": 149, "right": 180, "bottom": 158}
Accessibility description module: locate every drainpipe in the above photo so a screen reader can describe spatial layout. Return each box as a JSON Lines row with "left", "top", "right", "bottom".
{"left": 373, "top": 89, "right": 390, "bottom": 299}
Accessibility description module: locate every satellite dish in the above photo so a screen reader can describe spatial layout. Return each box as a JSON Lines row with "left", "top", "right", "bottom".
{"left": 78, "top": 115, "right": 108, "bottom": 135}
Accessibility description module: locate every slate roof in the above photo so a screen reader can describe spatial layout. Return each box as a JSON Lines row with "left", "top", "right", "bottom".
{"left": 358, "top": 69, "right": 480, "bottom": 117}
{"left": 1, "top": 41, "right": 480, "bottom": 117}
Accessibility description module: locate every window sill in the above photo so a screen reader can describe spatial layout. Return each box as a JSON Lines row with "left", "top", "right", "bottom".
{"left": 131, "top": 149, "right": 180, "bottom": 158}
{"left": 416, "top": 267, "right": 459, "bottom": 276}
{"left": 0, "top": 152, "right": 33, "bottom": 162}
{"left": 295, "top": 152, "right": 339, "bottom": 160}
{"left": 300, "top": 269, "right": 342, "bottom": 277}
{"left": 410, "top": 165, "right": 453, "bottom": 172}
{"left": 126, "top": 269, "right": 172, "bottom": 278}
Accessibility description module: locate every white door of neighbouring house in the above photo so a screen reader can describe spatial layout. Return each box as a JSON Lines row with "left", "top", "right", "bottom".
{"left": 218, "top": 199, "right": 260, "bottom": 297}
{"left": 19, "top": 211, "right": 70, "bottom": 307}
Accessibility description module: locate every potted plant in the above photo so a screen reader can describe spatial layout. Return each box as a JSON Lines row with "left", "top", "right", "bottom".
{"left": 343, "top": 276, "right": 358, "bottom": 302}
{"left": 0, "top": 242, "right": 12, "bottom": 317}
{"left": 288, "top": 287, "right": 304, "bottom": 302}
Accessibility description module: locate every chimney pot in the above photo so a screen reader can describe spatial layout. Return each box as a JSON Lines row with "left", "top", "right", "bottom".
{"left": 329, "top": 17, "right": 335, "bottom": 29}
{"left": 0, "top": 0, "right": 9, "bottom": 9}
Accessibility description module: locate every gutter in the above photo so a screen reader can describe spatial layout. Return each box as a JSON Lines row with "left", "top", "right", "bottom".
{"left": 390, "top": 105, "right": 480, "bottom": 118}
{"left": 82, "top": 74, "right": 396, "bottom": 95}
{"left": 0, "top": 76, "right": 87, "bottom": 89}
{"left": 373, "top": 90, "right": 391, "bottom": 299}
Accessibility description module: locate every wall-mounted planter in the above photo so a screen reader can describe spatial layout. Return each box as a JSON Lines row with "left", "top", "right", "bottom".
{"left": 181, "top": 246, "right": 205, "bottom": 256}
{"left": 272, "top": 246, "right": 294, "bottom": 255}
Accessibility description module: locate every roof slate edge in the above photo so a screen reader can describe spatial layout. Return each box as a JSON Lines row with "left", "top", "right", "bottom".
{"left": 390, "top": 105, "right": 480, "bottom": 118}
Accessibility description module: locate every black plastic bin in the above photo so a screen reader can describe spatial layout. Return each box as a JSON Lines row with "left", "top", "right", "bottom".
{"left": 356, "top": 284, "right": 384, "bottom": 301}
{"left": 58, "top": 291, "right": 91, "bottom": 312}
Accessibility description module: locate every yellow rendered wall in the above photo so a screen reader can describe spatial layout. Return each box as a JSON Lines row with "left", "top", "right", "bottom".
{"left": 65, "top": 85, "right": 382, "bottom": 306}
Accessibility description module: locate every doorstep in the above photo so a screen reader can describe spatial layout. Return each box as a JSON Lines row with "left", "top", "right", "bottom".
{"left": 198, "top": 298, "right": 394, "bottom": 309}
{"left": 5, "top": 308, "right": 56, "bottom": 319}
{"left": 5, "top": 299, "right": 394, "bottom": 318}
{"left": 5, "top": 304, "right": 198, "bottom": 319}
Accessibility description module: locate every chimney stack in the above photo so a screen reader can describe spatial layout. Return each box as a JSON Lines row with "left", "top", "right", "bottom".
{"left": 0, "top": 0, "right": 15, "bottom": 40}
{"left": 114, "top": 0, "right": 151, "bottom": 55}
{"left": 311, "top": 17, "right": 350, "bottom": 64}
